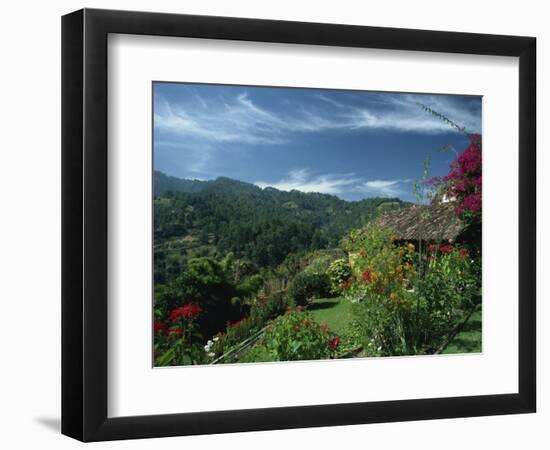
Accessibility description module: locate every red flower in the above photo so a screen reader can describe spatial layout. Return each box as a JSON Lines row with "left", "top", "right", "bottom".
{"left": 328, "top": 336, "right": 340, "bottom": 350}
{"left": 167, "top": 327, "right": 183, "bottom": 337}
{"left": 153, "top": 321, "right": 166, "bottom": 334}
{"left": 168, "top": 303, "right": 203, "bottom": 322}
{"left": 439, "top": 245, "right": 453, "bottom": 253}
{"left": 459, "top": 249, "right": 468, "bottom": 257}
{"left": 427, "top": 244, "right": 438, "bottom": 252}
{"left": 361, "top": 271, "right": 372, "bottom": 282}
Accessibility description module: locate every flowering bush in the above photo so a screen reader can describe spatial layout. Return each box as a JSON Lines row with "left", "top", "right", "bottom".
{"left": 385, "top": 243, "right": 480, "bottom": 354}
{"left": 240, "top": 310, "right": 339, "bottom": 362}
{"left": 430, "top": 135, "right": 482, "bottom": 221}
{"left": 154, "top": 302, "right": 206, "bottom": 366}
{"left": 340, "top": 223, "right": 478, "bottom": 356}
{"left": 326, "top": 258, "right": 352, "bottom": 295}
{"left": 341, "top": 224, "right": 416, "bottom": 305}
{"left": 168, "top": 303, "right": 202, "bottom": 321}
{"left": 419, "top": 243, "right": 479, "bottom": 312}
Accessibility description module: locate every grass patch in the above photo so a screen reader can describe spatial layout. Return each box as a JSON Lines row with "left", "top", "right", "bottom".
{"left": 442, "top": 306, "right": 482, "bottom": 354}
{"left": 308, "top": 297, "right": 354, "bottom": 335}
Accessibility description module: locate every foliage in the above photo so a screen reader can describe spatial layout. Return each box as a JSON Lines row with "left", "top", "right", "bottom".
{"left": 240, "top": 310, "right": 339, "bottom": 362}
{"left": 340, "top": 223, "right": 478, "bottom": 356}
{"left": 412, "top": 243, "right": 480, "bottom": 349}
{"left": 418, "top": 105, "right": 482, "bottom": 229}
{"left": 418, "top": 103, "right": 470, "bottom": 136}
{"left": 154, "top": 303, "right": 206, "bottom": 366}
{"left": 153, "top": 256, "right": 244, "bottom": 339}
{"left": 326, "top": 259, "right": 352, "bottom": 295}
{"left": 302, "top": 250, "right": 346, "bottom": 275}
{"left": 236, "top": 274, "right": 265, "bottom": 301}
{"left": 152, "top": 115, "right": 483, "bottom": 365}
{"left": 206, "top": 291, "right": 289, "bottom": 361}
{"left": 154, "top": 171, "right": 407, "bottom": 285}
{"left": 430, "top": 136, "right": 482, "bottom": 222}
{"left": 286, "top": 272, "right": 332, "bottom": 307}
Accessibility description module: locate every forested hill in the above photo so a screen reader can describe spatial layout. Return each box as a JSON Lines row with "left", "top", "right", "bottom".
{"left": 155, "top": 171, "right": 261, "bottom": 196}
{"left": 153, "top": 171, "right": 409, "bottom": 278}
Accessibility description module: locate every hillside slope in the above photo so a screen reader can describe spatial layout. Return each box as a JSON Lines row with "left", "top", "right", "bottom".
{"left": 153, "top": 171, "right": 409, "bottom": 283}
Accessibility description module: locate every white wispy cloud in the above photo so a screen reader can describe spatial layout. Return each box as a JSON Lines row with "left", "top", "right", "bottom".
{"left": 358, "top": 179, "right": 411, "bottom": 197}
{"left": 255, "top": 169, "right": 411, "bottom": 199}
{"left": 255, "top": 169, "right": 362, "bottom": 195}
{"left": 155, "top": 90, "right": 481, "bottom": 147}
{"left": 362, "top": 93, "right": 482, "bottom": 134}
{"left": 154, "top": 93, "right": 287, "bottom": 144}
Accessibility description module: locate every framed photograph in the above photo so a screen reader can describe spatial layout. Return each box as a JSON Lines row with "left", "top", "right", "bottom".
{"left": 62, "top": 8, "right": 536, "bottom": 442}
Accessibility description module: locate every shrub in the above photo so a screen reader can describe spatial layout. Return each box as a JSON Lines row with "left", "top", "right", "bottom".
{"left": 207, "top": 291, "right": 288, "bottom": 361}
{"left": 340, "top": 223, "right": 478, "bottom": 356}
{"left": 410, "top": 244, "right": 479, "bottom": 351}
{"left": 428, "top": 135, "right": 482, "bottom": 251}
{"left": 238, "top": 344, "right": 278, "bottom": 363}
{"left": 340, "top": 224, "right": 417, "bottom": 355}
{"left": 341, "top": 224, "right": 416, "bottom": 305}
{"left": 154, "top": 303, "right": 206, "bottom": 366}
{"left": 326, "top": 259, "right": 352, "bottom": 295}
{"left": 302, "top": 251, "right": 344, "bottom": 275}
{"left": 241, "top": 310, "right": 338, "bottom": 362}
{"left": 237, "top": 274, "right": 265, "bottom": 299}
{"left": 154, "top": 256, "right": 245, "bottom": 339}
{"left": 286, "top": 272, "right": 332, "bottom": 306}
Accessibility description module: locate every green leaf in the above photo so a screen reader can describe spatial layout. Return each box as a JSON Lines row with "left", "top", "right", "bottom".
{"left": 156, "top": 348, "right": 176, "bottom": 366}
{"left": 180, "top": 353, "right": 192, "bottom": 365}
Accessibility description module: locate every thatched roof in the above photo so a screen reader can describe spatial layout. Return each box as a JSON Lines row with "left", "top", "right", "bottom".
{"left": 373, "top": 202, "right": 464, "bottom": 241}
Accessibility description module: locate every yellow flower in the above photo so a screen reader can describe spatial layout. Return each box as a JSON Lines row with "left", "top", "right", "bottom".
{"left": 407, "top": 243, "right": 415, "bottom": 252}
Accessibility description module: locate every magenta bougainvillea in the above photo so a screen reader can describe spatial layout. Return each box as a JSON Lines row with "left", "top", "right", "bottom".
{"left": 431, "top": 134, "right": 482, "bottom": 219}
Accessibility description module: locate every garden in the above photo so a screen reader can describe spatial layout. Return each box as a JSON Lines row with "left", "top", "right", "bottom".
{"left": 153, "top": 129, "right": 482, "bottom": 366}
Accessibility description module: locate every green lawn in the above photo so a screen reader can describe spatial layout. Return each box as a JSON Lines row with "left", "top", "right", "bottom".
{"left": 442, "top": 307, "right": 482, "bottom": 354}
{"left": 308, "top": 297, "right": 354, "bottom": 335}
{"left": 308, "top": 297, "right": 481, "bottom": 355}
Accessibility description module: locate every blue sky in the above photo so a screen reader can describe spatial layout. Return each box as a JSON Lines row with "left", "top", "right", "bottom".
{"left": 153, "top": 82, "right": 481, "bottom": 202}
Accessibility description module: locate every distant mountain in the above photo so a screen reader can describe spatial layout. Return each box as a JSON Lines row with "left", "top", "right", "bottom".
{"left": 153, "top": 171, "right": 410, "bottom": 282}
{"left": 154, "top": 171, "right": 260, "bottom": 196}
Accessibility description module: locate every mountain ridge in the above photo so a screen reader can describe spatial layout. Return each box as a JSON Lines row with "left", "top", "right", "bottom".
{"left": 154, "top": 170, "right": 406, "bottom": 205}
{"left": 153, "top": 171, "right": 411, "bottom": 280}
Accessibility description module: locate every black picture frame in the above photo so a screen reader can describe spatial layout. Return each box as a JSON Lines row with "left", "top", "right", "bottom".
{"left": 61, "top": 8, "right": 536, "bottom": 442}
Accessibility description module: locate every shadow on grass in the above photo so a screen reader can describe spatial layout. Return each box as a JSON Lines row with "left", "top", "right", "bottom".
{"left": 444, "top": 308, "right": 482, "bottom": 354}
{"left": 461, "top": 317, "right": 481, "bottom": 333}
{"left": 308, "top": 300, "right": 339, "bottom": 311}
{"left": 446, "top": 338, "right": 480, "bottom": 353}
